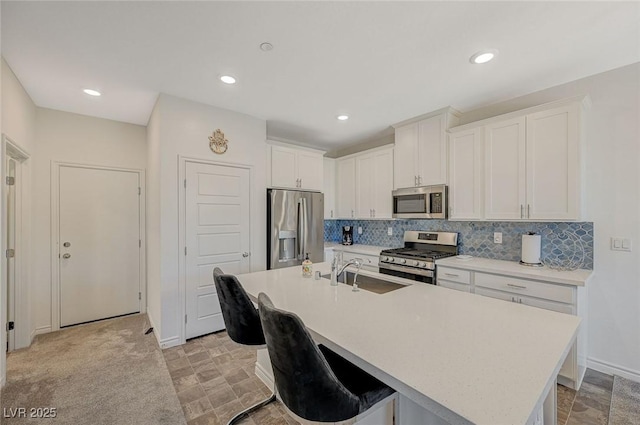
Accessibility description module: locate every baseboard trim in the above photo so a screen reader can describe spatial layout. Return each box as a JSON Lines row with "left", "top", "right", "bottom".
{"left": 146, "top": 313, "right": 163, "bottom": 348}
{"left": 588, "top": 357, "right": 640, "bottom": 383}
{"left": 34, "top": 326, "right": 51, "bottom": 336}
{"left": 0, "top": 375, "right": 5, "bottom": 388}
{"left": 255, "top": 362, "right": 274, "bottom": 389}
{"left": 159, "top": 335, "right": 181, "bottom": 349}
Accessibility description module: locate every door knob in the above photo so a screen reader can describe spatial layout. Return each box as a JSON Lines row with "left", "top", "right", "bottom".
{"left": 62, "top": 253, "right": 71, "bottom": 259}
{"left": 242, "top": 252, "right": 249, "bottom": 257}
{"left": 63, "top": 242, "right": 71, "bottom": 247}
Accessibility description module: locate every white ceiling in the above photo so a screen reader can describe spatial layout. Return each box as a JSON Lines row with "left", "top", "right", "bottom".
{"left": 2, "top": 1, "right": 639, "bottom": 149}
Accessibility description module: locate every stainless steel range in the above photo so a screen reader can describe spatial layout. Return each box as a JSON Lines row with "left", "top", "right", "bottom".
{"left": 379, "top": 231, "right": 458, "bottom": 284}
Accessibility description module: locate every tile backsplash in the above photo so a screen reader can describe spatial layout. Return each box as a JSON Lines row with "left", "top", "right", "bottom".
{"left": 324, "top": 219, "right": 593, "bottom": 270}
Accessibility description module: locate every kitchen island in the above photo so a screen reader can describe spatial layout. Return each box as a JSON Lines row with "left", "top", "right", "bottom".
{"left": 237, "top": 263, "right": 581, "bottom": 425}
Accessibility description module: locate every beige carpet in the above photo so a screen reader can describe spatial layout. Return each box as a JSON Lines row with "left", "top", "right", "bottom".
{"left": 609, "top": 376, "right": 640, "bottom": 425}
{"left": 0, "top": 314, "right": 185, "bottom": 425}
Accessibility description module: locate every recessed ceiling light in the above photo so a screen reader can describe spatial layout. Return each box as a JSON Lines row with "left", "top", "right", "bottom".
{"left": 220, "top": 75, "right": 236, "bottom": 84}
{"left": 83, "top": 89, "right": 101, "bottom": 96}
{"left": 470, "top": 49, "right": 499, "bottom": 64}
{"left": 337, "top": 115, "right": 349, "bottom": 121}
{"left": 260, "top": 42, "right": 274, "bottom": 52}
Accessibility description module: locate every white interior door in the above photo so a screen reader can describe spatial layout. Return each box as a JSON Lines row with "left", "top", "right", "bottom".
{"left": 59, "top": 166, "right": 141, "bottom": 327}
{"left": 185, "top": 162, "right": 251, "bottom": 339}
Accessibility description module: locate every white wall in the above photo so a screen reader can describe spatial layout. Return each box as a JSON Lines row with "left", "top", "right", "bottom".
{"left": 32, "top": 108, "right": 146, "bottom": 333}
{"left": 148, "top": 94, "right": 266, "bottom": 346}
{"left": 1, "top": 58, "right": 36, "bottom": 389}
{"left": 458, "top": 63, "right": 640, "bottom": 381}
{"left": 146, "top": 97, "right": 161, "bottom": 337}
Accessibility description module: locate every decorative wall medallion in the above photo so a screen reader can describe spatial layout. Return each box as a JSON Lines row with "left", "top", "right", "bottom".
{"left": 208, "top": 129, "right": 228, "bottom": 154}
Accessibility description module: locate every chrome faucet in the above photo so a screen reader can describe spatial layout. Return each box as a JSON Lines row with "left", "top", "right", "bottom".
{"left": 332, "top": 257, "right": 370, "bottom": 291}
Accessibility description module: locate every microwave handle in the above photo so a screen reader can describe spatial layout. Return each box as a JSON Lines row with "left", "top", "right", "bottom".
{"left": 425, "top": 189, "right": 431, "bottom": 215}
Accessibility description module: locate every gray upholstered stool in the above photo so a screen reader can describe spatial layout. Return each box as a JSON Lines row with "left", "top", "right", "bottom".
{"left": 258, "top": 292, "right": 396, "bottom": 424}
{"left": 213, "top": 268, "right": 276, "bottom": 425}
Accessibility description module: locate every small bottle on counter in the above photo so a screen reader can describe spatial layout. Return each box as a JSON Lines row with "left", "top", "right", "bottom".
{"left": 302, "top": 253, "right": 313, "bottom": 278}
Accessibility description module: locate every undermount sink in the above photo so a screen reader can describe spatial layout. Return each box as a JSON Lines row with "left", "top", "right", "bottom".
{"left": 321, "top": 271, "right": 407, "bottom": 294}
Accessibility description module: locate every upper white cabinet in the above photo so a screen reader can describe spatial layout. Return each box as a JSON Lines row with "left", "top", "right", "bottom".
{"left": 526, "top": 104, "right": 580, "bottom": 220}
{"left": 449, "top": 127, "right": 484, "bottom": 220}
{"left": 393, "top": 107, "right": 460, "bottom": 189}
{"left": 448, "top": 97, "right": 586, "bottom": 221}
{"left": 336, "top": 157, "right": 356, "bottom": 218}
{"left": 323, "top": 158, "right": 336, "bottom": 219}
{"left": 355, "top": 147, "right": 393, "bottom": 219}
{"left": 484, "top": 116, "right": 527, "bottom": 220}
{"left": 268, "top": 143, "right": 324, "bottom": 191}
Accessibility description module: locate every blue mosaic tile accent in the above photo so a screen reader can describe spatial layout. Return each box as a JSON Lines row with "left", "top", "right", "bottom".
{"left": 324, "top": 219, "right": 593, "bottom": 269}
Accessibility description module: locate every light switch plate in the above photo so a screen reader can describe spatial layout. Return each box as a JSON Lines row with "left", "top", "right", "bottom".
{"left": 387, "top": 227, "right": 393, "bottom": 236}
{"left": 611, "top": 237, "right": 632, "bottom": 252}
{"left": 493, "top": 232, "right": 502, "bottom": 244}
{"left": 358, "top": 226, "right": 363, "bottom": 235}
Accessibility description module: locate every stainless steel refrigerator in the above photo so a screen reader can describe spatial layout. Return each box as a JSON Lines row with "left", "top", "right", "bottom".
{"left": 267, "top": 189, "right": 324, "bottom": 270}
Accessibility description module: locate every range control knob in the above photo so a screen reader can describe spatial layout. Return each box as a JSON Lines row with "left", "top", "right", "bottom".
{"left": 419, "top": 262, "right": 427, "bottom": 268}
{"left": 387, "top": 257, "right": 394, "bottom": 263}
{"left": 399, "top": 258, "right": 406, "bottom": 264}
{"left": 411, "top": 260, "right": 419, "bottom": 266}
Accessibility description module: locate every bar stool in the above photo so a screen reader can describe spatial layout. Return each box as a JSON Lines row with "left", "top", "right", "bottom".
{"left": 213, "top": 268, "right": 276, "bottom": 425}
{"left": 257, "top": 292, "right": 396, "bottom": 424}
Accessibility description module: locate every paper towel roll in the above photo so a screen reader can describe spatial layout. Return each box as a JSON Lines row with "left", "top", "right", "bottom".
{"left": 521, "top": 234, "right": 542, "bottom": 265}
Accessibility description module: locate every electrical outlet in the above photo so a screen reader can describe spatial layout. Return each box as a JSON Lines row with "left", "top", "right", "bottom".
{"left": 493, "top": 232, "right": 502, "bottom": 244}
{"left": 358, "top": 226, "right": 363, "bottom": 235}
{"left": 387, "top": 227, "right": 393, "bottom": 236}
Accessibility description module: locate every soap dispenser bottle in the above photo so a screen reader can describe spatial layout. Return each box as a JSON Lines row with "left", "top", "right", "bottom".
{"left": 302, "top": 253, "right": 313, "bottom": 278}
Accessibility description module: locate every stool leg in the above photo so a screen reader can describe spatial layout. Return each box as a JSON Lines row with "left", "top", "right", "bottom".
{"left": 227, "top": 392, "right": 276, "bottom": 425}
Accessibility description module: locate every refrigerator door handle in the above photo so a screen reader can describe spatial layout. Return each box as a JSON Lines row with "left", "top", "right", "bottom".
{"left": 297, "top": 198, "right": 306, "bottom": 260}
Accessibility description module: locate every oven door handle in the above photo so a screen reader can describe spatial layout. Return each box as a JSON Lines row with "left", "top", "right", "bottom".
{"left": 378, "top": 262, "right": 434, "bottom": 278}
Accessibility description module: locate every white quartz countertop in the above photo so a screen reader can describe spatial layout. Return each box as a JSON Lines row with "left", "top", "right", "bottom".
{"left": 436, "top": 256, "right": 593, "bottom": 286}
{"left": 323, "top": 243, "right": 395, "bottom": 256}
{"left": 238, "top": 264, "right": 580, "bottom": 425}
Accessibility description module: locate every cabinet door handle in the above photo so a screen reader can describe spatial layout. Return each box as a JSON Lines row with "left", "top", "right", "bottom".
{"left": 414, "top": 176, "right": 418, "bottom": 186}
{"left": 351, "top": 210, "right": 354, "bottom": 218}
{"left": 518, "top": 298, "right": 523, "bottom": 304}
{"left": 373, "top": 209, "right": 376, "bottom": 217}
{"left": 520, "top": 205, "right": 524, "bottom": 219}
{"left": 330, "top": 210, "right": 333, "bottom": 218}
{"left": 527, "top": 204, "right": 530, "bottom": 218}
{"left": 507, "top": 283, "right": 527, "bottom": 290}
{"left": 418, "top": 176, "right": 422, "bottom": 185}
{"left": 511, "top": 296, "right": 516, "bottom": 302}
{"left": 443, "top": 273, "right": 459, "bottom": 277}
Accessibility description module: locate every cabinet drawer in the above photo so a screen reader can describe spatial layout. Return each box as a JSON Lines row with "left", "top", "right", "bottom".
{"left": 475, "top": 272, "right": 573, "bottom": 304}
{"left": 438, "top": 280, "right": 471, "bottom": 293}
{"left": 437, "top": 267, "right": 471, "bottom": 285}
{"left": 475, "top": 287, "right": 573, "bottom": 314}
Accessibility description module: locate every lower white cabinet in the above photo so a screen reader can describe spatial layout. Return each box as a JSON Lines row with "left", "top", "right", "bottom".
{"left": 436, "top": 265, "right": 587, "bottom": 390}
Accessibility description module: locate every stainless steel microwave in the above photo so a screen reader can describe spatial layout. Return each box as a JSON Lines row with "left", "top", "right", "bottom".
{"left": 392, "top": 185, "right": 448, "bottom": 219}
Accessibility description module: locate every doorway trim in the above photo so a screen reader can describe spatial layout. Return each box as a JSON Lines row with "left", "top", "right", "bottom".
{"left": 1, "top": 135, "right": 30, "bottom": 357}
{"left": 50, "top": 161, "right": 146, "bottom": 332}
{"left": 177, "top": 155, "right": 254, "bottom": 346}
{"left": 0, "top": 134, "right": 31, "bottom": 362}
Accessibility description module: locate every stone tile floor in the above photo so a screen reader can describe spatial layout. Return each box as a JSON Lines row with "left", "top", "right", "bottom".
{"left": 164, "top": 331, "right": 615, "bottom": 425}
{"left": 163, "top": 330, "right": 299, "bottom": 425}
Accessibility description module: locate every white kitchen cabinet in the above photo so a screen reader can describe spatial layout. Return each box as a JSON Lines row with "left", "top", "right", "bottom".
{"left": 268, "top": 143, "right": 324, "bottom": 191}
{"left": 448, "top": 97, "right": 586, "bottom": 221}
{"left": 356, "top": 147, "right": 394, "bottom": 219}
{"left": 448, "top": 127, "right": 484, "bottom": 220}
{"left": 336, "top": 157, "right": 356, "bottom": 218}
{"left": 526, "top": 104, "right": 580, "bottom": 220}
{"left": 484, "top": 116, "right": 527, "bottom": 220}
{"left": 323, "top": 158, "right": 336, "bottom": 219}
{"left": 436, "top": 258, "right": 589, "bottom": 390}
{"left": 393, "top": 108, "right": 459, "bottom": 189}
